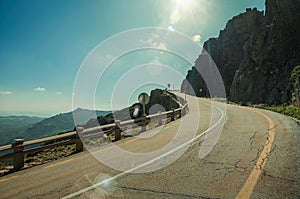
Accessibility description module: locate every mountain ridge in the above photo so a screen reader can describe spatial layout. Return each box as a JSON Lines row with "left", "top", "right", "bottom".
{"left": 182, "top": 0, "right": 300, "bottom": 105}
{"left": 0, "top": 109, "right": 111, "bottom": 146}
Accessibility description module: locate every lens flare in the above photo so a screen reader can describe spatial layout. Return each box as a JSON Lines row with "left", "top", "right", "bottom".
{"left": 175, "top": 0, "right": 195, "bottom": 12}
{"left": 170, "top": 0, "right": 198, "bottom": 26}
{"left": 168, "top": 24, "right": 175, "bottom": 32}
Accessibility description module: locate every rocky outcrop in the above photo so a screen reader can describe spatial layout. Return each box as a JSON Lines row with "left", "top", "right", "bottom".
{"left": 84, "top": 89, "right": 183, "bottom": 128}
{"left": 147, "top": 89, "right": 183, "bottom": 112}
{"left": 182, "top": 0, "right": 300, "bottom": 105}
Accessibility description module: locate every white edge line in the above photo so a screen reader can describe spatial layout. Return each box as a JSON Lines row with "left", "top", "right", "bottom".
{"left": 62, "top": 100, "right": 225, "bottom": 199}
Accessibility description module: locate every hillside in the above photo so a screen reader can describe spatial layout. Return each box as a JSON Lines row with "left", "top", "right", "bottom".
{"left": 0, "top": 89, "right": 184, "bottom": 146}
{"left": 182, "top": 0, "right": 300, "bottom": 105}
{"left": 0, "top": 116, "right": 44, "bottom": 146}
{"left": 0, "top": 109, "right": 111, "bottom": 146}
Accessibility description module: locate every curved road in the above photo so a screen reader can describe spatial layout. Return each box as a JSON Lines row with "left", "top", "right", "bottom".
{"left": 0, "top": 95, "right": 299, "bottom": 198}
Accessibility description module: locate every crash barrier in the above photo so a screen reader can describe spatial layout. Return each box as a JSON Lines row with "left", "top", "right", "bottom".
{"left": 0, "top": 104, "right": 188, "bottom": 171}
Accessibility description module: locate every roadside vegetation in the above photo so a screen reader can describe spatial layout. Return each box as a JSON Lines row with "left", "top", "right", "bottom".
{"left": 290, "top": 65, "right": 300, "bottom": 107}
{"left": 253, "top": 104, "right": 300, "bottom": 120}
{"left": 250, "top": 65, "right": 300, "bottom": 121}
{"left": 0, "top": 144, "right": 76, "bottom": 176}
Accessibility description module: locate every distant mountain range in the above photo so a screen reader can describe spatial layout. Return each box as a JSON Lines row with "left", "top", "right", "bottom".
{"left": 0, "top": 109, "right": 111, "bottom": 146}
{"left": 0, "top": 116, "right": 44, "bottom": 146}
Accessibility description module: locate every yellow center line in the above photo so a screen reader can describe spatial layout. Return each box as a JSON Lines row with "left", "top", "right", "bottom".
{"left": 0, "top": 175, "right": 18, "bottom": 183}
{"left": 122, "top": 137, "right": 139, "bottom": 144}
{"left": 235, "top": 108, "right": 276, "bottom": 199}
{"left": 43, "top": 158, "right": 75, "bottom": 169}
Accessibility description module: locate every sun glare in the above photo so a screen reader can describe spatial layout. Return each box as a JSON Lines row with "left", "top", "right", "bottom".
{"left": 175, "top": 0, "right": 194, "bottom": 10}
{"left": 169, "top": 0, "right": 202, "bottom": 27}
{"left": 170, "top": 0, "right": 197, "bottom": 25}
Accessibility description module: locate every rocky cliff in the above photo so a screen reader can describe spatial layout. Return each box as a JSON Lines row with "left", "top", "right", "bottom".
{"left": 84, "top": 89, "right": 184, "bottom": 128}
{"left": 182, "top": 0, "right": 300, "bottom": 105}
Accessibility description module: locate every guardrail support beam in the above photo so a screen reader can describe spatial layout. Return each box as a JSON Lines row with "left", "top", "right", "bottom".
{"left": 171, "top": 109, "right": 175, "bottom": 121}
{"left": 141, "top": 115, "right": 147, "bottom": 132}
{"left": 75, "top": 127, "right": 84, "bottom": 152}
{"left": 114, "top": 120, "right": 121, "bottom": 141}
{"left": 157, "top": 111, "right": 163, "bottom": 126}
{"left": 178, "top": 109, "right": 182, "bottom": 118}
{"left": 12, "top": 139, "right": 24, "bottom": 171}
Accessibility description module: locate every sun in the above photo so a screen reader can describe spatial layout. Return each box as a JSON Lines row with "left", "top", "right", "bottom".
{"left": 175, "top": 0, "right": 195, "bottom": 10}
{"left": 170, "top": 0, "right": 196, "bottom": 24}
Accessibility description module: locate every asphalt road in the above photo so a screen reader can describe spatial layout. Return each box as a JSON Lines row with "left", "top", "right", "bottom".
{"left": 0, "top": 95, "right": 299, "bottom": 199}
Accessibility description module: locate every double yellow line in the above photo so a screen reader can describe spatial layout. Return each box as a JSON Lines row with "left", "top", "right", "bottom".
{"left": 235, "top": 108, "right": 276, "bottom": 199}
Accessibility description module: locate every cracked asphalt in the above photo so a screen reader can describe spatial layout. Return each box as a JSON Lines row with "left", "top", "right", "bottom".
{"left": 0, "top": 95, "right": 299, "bottom": 199}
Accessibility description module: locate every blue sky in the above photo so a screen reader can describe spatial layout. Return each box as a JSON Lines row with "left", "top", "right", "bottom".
{"left": 0, "top": 0, "right": 265, "bottom": 116}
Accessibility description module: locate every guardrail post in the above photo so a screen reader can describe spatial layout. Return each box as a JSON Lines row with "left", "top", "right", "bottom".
{"left": 75, "top": 127, "right": 84, "bottom": 152}
{"left": 182, "top": 104, "right": 188, "bottom": 116}
{"left": 171, "top": 108, "right": 175, "bottom": 121}
{"left": 178, "top": 109, "right": 182, "bottom": 118}
{"left": 12, "top": 139, "right": 24, "bottom": 171}
{"left": 141, "top": 115, "right": 147, "bottom": 132}
{"left": 157, "top": 111, "right": 162, "bottom": 126}
{"left": 114, "top": 120, "right": 121, "bottom": 141}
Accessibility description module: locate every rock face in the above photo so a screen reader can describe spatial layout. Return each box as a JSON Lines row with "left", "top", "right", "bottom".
{"left": 84, "top": 89, "right": 183, "bottom": 128}
{"left": 146, "top": 89, "right": 183, "bottom": 113}
{"left": 182, "top": 0, "right": 300, "bottom": 105}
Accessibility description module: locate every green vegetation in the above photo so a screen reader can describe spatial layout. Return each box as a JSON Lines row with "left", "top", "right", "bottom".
{"left": 1, "top": 144, "right": 77, "bottom": 176}
{"left": 290, "top": 65, "right": 300, "bottom": 106}
{"left": 290, "top": 65, "right": 300, "bottom": 83}
{"left": 254, "top": 104, "right": 300, "bottom": 120}
{"left": 252, "top": 66, "right": 300, "bottom": 120}
{"left": 24, "top": 156, "right": 39, "bottom": 163}
{"left": 0, "top": 116, "right": 44, "bottom": 146}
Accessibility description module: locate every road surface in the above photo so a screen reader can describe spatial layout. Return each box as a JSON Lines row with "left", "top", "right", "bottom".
{"left": 0, "top": 95, "right": 299, "bottom": 199}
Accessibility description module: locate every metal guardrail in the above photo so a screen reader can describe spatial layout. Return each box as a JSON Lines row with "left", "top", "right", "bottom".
{"left": 0, "top": 104, "right": 188, "bottom": 171}
{"left": 0, "top": 131, "right": 81, "bottom": 171}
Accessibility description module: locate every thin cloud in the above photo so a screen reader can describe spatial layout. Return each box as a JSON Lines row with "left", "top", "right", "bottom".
{"left": 34, "top": 87, "right": 46, "bottom": 92}
{"left": 56, "top": 91, "right": 63, "bottom": 95}
{"left": 140, "top": 33, "right": 168, "bottom": 50}
{"left": 0, "top": 91, "right": 13, "bottom": 95}
{"left": 192, "top": 34, "right": 201, "bottom": 43}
